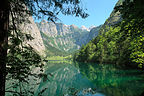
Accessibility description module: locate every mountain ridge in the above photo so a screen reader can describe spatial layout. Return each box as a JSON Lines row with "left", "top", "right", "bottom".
{"left": 36, "top": 21, "right": 102, "bottom": 54}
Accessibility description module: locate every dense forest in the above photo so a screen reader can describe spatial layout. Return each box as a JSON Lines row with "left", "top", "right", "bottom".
{"left": 74, "top": 0, "right": 144, "bottom": 68}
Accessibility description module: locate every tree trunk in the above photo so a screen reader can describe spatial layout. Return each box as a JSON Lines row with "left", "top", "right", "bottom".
{"left": 0, "top": 0, "right": 9, "bottom": 95}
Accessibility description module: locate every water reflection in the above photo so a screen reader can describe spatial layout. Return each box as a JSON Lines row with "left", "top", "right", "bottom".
{"left": 35, "top": 61, "right": 94, "bottom": 96}
{"left": 74, "top": 62, "right": 144, "bottom": 96}
{"left": 35, "top": 61, "right": 144, "bottom": 96}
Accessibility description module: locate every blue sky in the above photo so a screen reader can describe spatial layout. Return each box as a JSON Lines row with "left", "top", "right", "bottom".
{"left": 57, "top": 0, "right": 118, "bottom": 28}
{"left": 35, "top": 0, "right": 118, "bottom": 28}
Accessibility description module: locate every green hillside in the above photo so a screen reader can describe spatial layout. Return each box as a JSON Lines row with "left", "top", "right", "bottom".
{"left": 40, "top": 32, "right": 68, "bottom": 56}
{"left": 74, "top": 0, "right": 144, "bottom": 68}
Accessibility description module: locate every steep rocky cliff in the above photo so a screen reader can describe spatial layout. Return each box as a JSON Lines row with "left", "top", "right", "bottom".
{"left": 21, "top": 17, "right": 46, "bottom": 56}
{"left": 18, "top": 16, "right": 101, "bottom": 56}
{"left": 99, "top": 0, "right": 123, "bottom": 33}
{"left": 37, "top": 20, "right": 101, "bottom": 53}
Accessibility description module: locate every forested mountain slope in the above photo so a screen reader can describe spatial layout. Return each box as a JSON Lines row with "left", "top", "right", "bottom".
{"left": 74, "top": 0, "right": 144, "bottom": 68}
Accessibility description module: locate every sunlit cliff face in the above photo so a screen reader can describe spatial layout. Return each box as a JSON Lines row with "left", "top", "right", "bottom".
{"left": 36, "top": 20, "right": 101, "bottom": 52}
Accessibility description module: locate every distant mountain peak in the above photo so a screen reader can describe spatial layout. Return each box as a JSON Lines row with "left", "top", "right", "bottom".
{"left": 80, "top": 25, "right": 97, "bottom": 31}
{"left": 41, "top": 20, "right": 47, "bottom": 23}
{"left": 36, "top": 20, "right": 102, "bottom": 53}
{"left": 71, "top": 24, "right": 78, "bottom": 29}
{"left": 89, "top": 25, "right": 96, "bottom": 30}
{"left": 81, "top": 25, "right": 89, "bottom": 31}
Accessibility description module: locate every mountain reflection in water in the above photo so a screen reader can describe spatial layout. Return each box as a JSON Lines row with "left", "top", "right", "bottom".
{"left": 35, "top": 61, "right": 144, "bottom": 96}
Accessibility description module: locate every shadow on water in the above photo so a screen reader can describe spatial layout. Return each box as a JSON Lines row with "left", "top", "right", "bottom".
{"left": 35, "top": 61, "right": 144, "bottom": 96}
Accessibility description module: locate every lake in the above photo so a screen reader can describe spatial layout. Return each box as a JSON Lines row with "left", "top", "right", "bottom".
{"left": 34, "top": 61, "right": 144, "bottom": 96}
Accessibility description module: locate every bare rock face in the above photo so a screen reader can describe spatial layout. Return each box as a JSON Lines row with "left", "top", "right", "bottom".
{"left": 38, "top": 20, "right": 58, "bottom": 37}
{"left": 36, "top": 20, "right": 103, "bottom": 53}
{"left": 86, "top": 25, "right": 102, "bottom": 42}
{"left": 21, "top": 17, "right": 45, "bottom": 56}
{"left": 37, "top": 21, "right": 90, "bottom": 52}
{"left": 19, "top": 17, "right": 102, "bottom": 55}
{"left": 102, "top": 0, "right": 123, "bottom": 28}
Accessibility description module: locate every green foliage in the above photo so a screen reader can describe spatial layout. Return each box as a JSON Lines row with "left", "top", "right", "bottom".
{"left": 129, "top": 33, "right": 144, "bottom": 67}
{"left": 114, "top": 0, "right": 144, "bottom": 67}
{"left": 74, "top": 0, "right": 144, "bottom": 68}
{"left": 6, "top": 30, "right": 46, "bottom": 95}
{"left": 46, "top": 55, "right": 72, "bottom": 61}
{"left": 74, "top": 27, "right": 120, "bottom": 64}
{"left": 4, "top": 0, "right": 89, "bottom": 95}
{"left": 75, "top": 21, "right": 144, "bottom": 67}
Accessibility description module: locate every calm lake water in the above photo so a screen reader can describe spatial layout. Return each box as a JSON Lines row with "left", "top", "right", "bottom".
{"left": 34, "top": 61, "right": 144, "bottom": 96}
